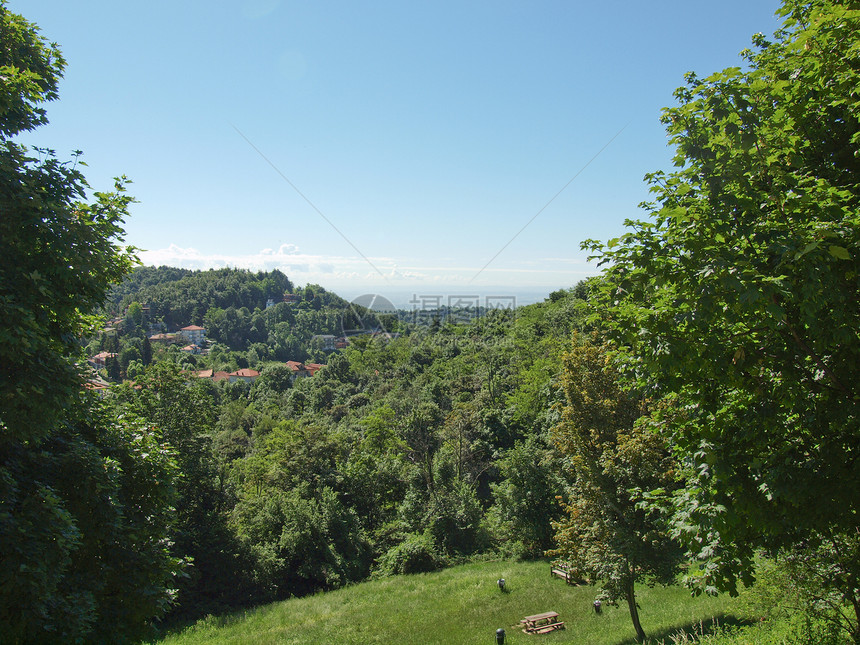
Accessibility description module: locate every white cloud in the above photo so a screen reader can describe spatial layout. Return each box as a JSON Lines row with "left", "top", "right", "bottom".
{"left": 138, "top": 244, "right": 399, "bottom": 284}
{"left": 136, "top": 243, "right": 599, "bottom": 291}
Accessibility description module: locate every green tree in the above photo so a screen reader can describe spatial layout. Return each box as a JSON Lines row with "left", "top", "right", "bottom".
{"left": 585, "top": 1, "right": 860, "bottom": 638}
{"left": 0, "top": 8, "right": 134, "bottom": 442}
{"left": 0, "top": 2, "right": 180, "bottom": 639}
{"left": 126, "top": 300, "right": 144, "bottom": 328}
{"left": 119, "top": 344, "right": 141, "bottom": 375}
{"left": 116, "top": 363, "right": 251, "bottom": 617}
{"left": 342, "top": 405, "right": 408, "bottom": 535}
{"left": 126, "top": 358, "right": 145, "bottom": 381}
{"left": 0, "top": 1, "right": 63, "bottom": 136}
{"left": 233, "top": 486, "right": 371, "bottom": 599}
{"left": 249, "top": 363, "right": 294, "bottom": 410}
{"left": 141, "top": 333, "right": 153, "bottom": 365}
{"left": 549, "top": 334, "right": 681, "bottom": 642}
{"left": 106, "top": 354, "right": 121, "bottom": 382}
{"left": 490, "top": 436, "right": 561, "bottom": 558}
{"left": 0, "top": 400, "right": 181, "bottom": 643}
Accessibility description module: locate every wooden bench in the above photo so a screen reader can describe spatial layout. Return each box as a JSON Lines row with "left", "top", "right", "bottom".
{"left": 521, "top": 611, "right": 565, "bottom": 634}
{"left": 550, "top": 564, "right": 576, "bottom": 584}
{"left": 531, "top": 621, "right": 565, "bottom": 634}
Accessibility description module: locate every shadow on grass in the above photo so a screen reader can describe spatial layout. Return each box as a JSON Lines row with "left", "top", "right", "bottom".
{"left": 148, "top": 607, "right": 255, "bottom": 643}
{"left": 614, "top": 613, "right": 754, "bottom": 645}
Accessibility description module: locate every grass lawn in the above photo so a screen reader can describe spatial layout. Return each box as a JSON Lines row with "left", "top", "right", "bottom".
{"left": 156, "top": 560, "right": 747, "bottom": 645}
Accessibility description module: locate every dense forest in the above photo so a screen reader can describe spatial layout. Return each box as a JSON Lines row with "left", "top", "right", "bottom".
{"left": 2, "top": 0, "right": 859, "bottom": 643}
{"left": 97, "top": 265, "right": 588, "bottom": 622}
{"left": 77, "top": 267, "right": 587, "bottom": 615}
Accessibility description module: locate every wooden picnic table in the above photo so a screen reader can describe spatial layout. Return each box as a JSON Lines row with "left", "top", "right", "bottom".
{"left": 521, "top": 611, "right": 565, "bottom": 634}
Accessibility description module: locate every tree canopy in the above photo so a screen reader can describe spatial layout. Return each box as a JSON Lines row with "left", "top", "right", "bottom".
{"left": 585, "top": 0, "right": 860, "bottom": 637}
{"left": 0, "top": 2, "right": 181, "bottom": 640}
{"left": 550, "top": 333, "right": 681, "bottom": 641}
{"left": 0, "top": 0, "right": 136, "bottom": 441}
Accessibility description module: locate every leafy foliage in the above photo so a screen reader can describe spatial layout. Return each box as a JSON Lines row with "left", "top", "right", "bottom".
{"left": 0, "top": 402, "right": 181, "bottom": 643}
{"left": 375, "top": 530, "right": 447, "bottom": 575}
{"left": 550, "top": 333, "right": 682, "bottom": 641}
{"left": 1, "top": 136, "right": 135, "bottom": 442}
{"left": 0, "top": 0, "right": 63, "bottom": 136}
{"left": 0, "top": 3, "right": 183, "bottom": 639}
{"left": 584, "top": 0, "right": 860, "bottom": 639}
{"left": 112, "top": 363, "right": 256, "bottom": 617}
{"left": 112, "top": 267, "right": 293, "bottom": 326}
{"left": 234, "top": 486, "right": 371, "bottom": 599}
{"left": 489, "top": 436, "right": 561, "bottom": 557}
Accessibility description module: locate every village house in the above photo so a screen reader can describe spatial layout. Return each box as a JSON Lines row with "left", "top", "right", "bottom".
{"left": 180, "top": 325, "right": 206, "bottom": 345}
{"left": 228, "top": 368, "right": 260, "bottom": 384}
{"left": 90, "top": 351, "right": 117, "bottom": 368}
{"left": 84, "top": 380, "right": 111, "bottom": 398}
{"left": 284, "top": 361, "right": 325, "bottom": 381}
{"left": 312, "top": 334, "right": 337, "bottom": 351}
{"left": 192, "top": 369, "right": 259, "bottom": 383}
{"left": 305, "top": 363, "right": 325, "bottom": 376}
{"left": 149, "top": 332, "right": 180, "bottom": 344}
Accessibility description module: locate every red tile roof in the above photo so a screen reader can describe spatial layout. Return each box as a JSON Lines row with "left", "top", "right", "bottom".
{"left": 283, "top": 361, "right": 324, "bottom": 375}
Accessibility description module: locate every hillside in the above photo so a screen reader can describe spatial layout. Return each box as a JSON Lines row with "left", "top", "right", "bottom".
{"left": 156, "top": 560, "right": 746, "bottom": 645}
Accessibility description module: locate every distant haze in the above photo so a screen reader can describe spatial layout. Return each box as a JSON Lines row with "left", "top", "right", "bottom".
{"left": 337, "top": 286, "right": 566, "bottom": 310}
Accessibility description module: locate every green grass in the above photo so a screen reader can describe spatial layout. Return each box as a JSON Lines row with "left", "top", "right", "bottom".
{"left": 155, "top": 560, "right": 749, "bottom": 645}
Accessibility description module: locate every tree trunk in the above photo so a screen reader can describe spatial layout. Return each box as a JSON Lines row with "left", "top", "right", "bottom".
{"left": 852, "top": 590, "right": 860, "bottom": 644}
{"left": 624, "top": 576, "right": 646, "bottom": 642}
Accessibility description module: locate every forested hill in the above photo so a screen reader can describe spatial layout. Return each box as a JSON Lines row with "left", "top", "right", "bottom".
{"left": 108, "top": 265, "right": 196, "bottom": 306}
{"left": 122, "top": 281, "right": 589, "bottom": 624}
{"left": 109, "top": 265, "right": 348, "bottom": 329}
{"left": 98, "top": 265, "right": 382, "bottom": 370}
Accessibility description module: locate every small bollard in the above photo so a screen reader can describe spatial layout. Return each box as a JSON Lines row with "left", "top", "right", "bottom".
{"left": 593, "top": 599, "right": 602, "bottom": 614}
{"left": 496, "top": 627, "right": 506, "bottom": 644}
{"left": 497, "top": 578, "right": 506, "bottom": 592}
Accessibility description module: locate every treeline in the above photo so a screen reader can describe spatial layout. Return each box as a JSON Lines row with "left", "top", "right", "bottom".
{"left": 111, "top": 266, "right": 298, "bottom": 328}
{"left": 109, "top": 265, "right": 366, "bottom": 347}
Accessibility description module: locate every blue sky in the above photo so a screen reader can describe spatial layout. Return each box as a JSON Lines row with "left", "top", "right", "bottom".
{"left": 16, "top": 1, "right": 782, "bottom": 304}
